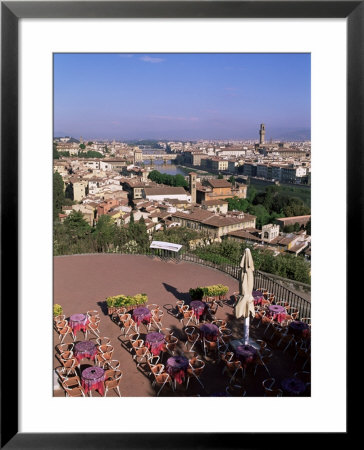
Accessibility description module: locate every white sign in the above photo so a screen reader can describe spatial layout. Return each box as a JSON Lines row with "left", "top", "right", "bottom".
{"left": 150, "top": 241, "right": 182, "bottom": 253}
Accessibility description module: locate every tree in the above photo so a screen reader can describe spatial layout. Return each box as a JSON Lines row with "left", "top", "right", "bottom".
{"left": 79, "top": 143, "right": 86, "bottom": 150}
{"left": 53, "top": 171, "right": 65, "bottom": 220}
{"left": 226, "top": 196, "right": 249, "bottom": 212}
{"left": 247, "top": 186, "right": 257, "bottom": 203}
{"left": 293, "top": 222, "right": 301, "bottom": 232}
{"left": 228, "top": 175, "right": 235, "bottom": 185}
{"left": 305, "top": 219, "right": 311, "bottom": 235}
{"left": 53, "top": 143, "right": 59, "bottom": 159}
{"left": 218, "top": 173, "right": 223, "bottom": 179}
{"left": 63, "top": 210, "right": 91, "bottom": 241}
{"left": 94, "top": 215, "right": 116, "bottom": 251}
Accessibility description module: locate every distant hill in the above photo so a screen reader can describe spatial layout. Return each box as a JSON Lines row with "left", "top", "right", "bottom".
{"left": 54, "top": 136, "right": 80, "bottom": 144}
{"left": 271, "top": 128, "right": 311, "bottom": 142}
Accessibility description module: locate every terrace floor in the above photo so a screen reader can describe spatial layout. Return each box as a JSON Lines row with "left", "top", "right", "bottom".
{"left": 54, "top": 254, "right": 310, "bottom": 397}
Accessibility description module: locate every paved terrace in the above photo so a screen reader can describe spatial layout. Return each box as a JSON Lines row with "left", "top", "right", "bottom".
{"left": 54, "top": 254, "right": 310, "bottom": 397}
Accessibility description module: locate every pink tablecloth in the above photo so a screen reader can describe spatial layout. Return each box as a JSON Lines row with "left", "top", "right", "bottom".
{"left": 166, "top": 356, "right": 189, "bottom": 385}
{"left": 81, "top": 366, "right": 105, "bottom": 396}
{"left": 190, "top": 300, "right": 206, "bottom": 319}
{"left": 145, "top": 332, "right": 165, "bottom": 356}
{"left": 74, "top": 341, "right": 97, "bottom": 362}
{"left": 199, "top": 323, "right": 219, "bottom": 341}
{"left": 132, "top": 307, "right": 152, "bottom": 326}
{"left": 235, "top": 344, "right": 258, "bottom": 368}
{"left": 268, "top": 305, "right": 287, "bottom": 323}
{"left": 69, "top": 313, "right": 89, "bottom": 335}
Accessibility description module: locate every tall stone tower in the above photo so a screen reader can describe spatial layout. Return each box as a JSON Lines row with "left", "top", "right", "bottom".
{"left": 259, "top": 124, "right": 265, "bottom": 146}
{"left": 189, "top": 172, "right": 197, "bottom": 204}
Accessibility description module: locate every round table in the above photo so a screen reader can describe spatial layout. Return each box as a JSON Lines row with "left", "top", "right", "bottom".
{"left": 199, "top": 323, "right": 219, "bottom": 341}
{"left": 281, "top": 377, "right": 306, "bottom": 396}
{"left": 74, "top": 340, "right": 97, "bottom": 362}
{"left": 289, "top": 320, "right": 309, "bottom": 338}
{"left": 268, "top": 305, "right": 287, "bottom": 323}
{"left": 145, "top": 332, "right": 165, "bottom": 356}
{"left": 69, "top": 313, "right": 88, "bottom": 334}
{"left": 166, "top": 355, "right": 189, "bottom": 385}
{"left": 81, "top": 366, "right": 105, "bottom": 396}
{"left": 132, "top": 307, "right": 152, "bottom": 326}
{"left": 235, "top": 344, "right": 258, "bottom": 367}
{"left": 190, "top": 300, "right": 206, "bottom": 320}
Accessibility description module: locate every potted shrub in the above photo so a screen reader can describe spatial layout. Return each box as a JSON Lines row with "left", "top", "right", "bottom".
{"left": 106, "top": 293, "right": 148, "bottom": 315}
{"left": 189, "top": 287, "right": 204, "bottom": 300}
{"left": 53, "top": 304, "right": 63, "bottom": 318}
{"left": 216, "top": 284, "right": 229, "bottom": 300}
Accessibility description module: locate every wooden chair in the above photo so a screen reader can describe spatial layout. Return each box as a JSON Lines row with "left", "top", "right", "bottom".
{"left": 97, "top": 344, "right": 114, "bottom": 354}
{"left": 63, "top": 384, "right": 86, "bottom": 397}
{"left": 180, "top": 309, "right": 194, "bottom": 327}
{"left": 104, "top": 370, "right": 123, "bottom": 397}
{"left": 96, "top": 337, "right": 111, "bottom": 346}
{"left": 184, "top": 326, "right": 200, "bottom": 352}
{"left": 85, "top": 321, "right": 100, "bottom": 339}
{"left": 103, "top": 360, "right": 120, "bottom": 371}
{"left": 186, "top": 359, "right": 205, "bottom": 389}
{"left": 165, "top": 336, "right": 178, "bottom": 356}
{"left": 262, "top": 378, "right": 282, "bottom": 397}
{"left": 222, "top": 358, "right": 243, "bottom": 382}
{"left": 203, "top": 337, "right": 218, "bottom": 359}
{"left": 226, "top": 384, "right": 246, "bottom": 397}
{"left": 152, "top": 371, "right": 173, "bottom": 396}
{"left": 58, "top": 325, "right": 75, "bottom": 344}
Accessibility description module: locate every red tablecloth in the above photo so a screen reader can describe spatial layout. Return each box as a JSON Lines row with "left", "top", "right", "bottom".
{"left": 289, "top": 320, "right": 309, "bottom": 338}
{"left": 145, "top": 332, "right": 165, "bottom": 356}
{"left": 235, "top": 344, "right": 258, "bottom": 368}
{"left": 190, "top": 300, "right": 206, "bottom": 319}
{"left": 281, "top": 377, "right": 306, "bottom": 396}
{"left": 199, "top": 323, "right": 219, "bottom": 341}
{"left": 268, "top": 305, "right": 287, "bottom": 323}
{"left": 69, "top": 313, "right": 89, "bottom": 335}
{"left": 74, "top": 341, "right": 97, "bottom": 362}
{"left": 132, "top": 307, "right": 152, "bottom": 326}
{"left": 166, "top": 356, "right": 189, "bottom": 384}
{"left": 81, "top": 366, "right": 105, "bottom": 396}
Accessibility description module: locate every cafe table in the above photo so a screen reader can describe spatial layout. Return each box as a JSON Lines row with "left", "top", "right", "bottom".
{"left": 166, "top": 355, "right": 189, "bottom": 385}
{"left": 289, "top": 320, "right": 310, "bottom": 338}
{"left": 81, "top": 366, "right": 105, "bottom": 396}
{"left": 132, "top": 306, "right": 152, "bottom": 326}
{"left": 268, "top": 304, "right": 287, "bottom": 323}
{"left": 69, "top": 313, "right": 89, "bottom": 335}
{"left": 235, "top": 344, "right": 258, "bottom": 368}
{"left": 74, "top": 340, "right": 97, "bottom": 362}
{"left": 281, "top": 377, "right": 306, "bottom": 396}
{"left": 145, "top": 331, "right": 165, "bottom": 356}
{"left": 190, "top": 300, "right": 206, "bottom": 321}
{"left": 252, "top": 290, "right": 264, "bottom": 306}
{"left": 199, "top": 323, "right": 219, "bottom": 341}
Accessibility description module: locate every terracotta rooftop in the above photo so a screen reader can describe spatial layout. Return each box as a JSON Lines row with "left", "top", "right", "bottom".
{"left": 144, "top": 187, "right": 188, "bottom": 196}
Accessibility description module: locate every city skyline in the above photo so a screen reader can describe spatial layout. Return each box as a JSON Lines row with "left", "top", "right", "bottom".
{"left": 54, "top": 53, "right": 311, "bottom": 141}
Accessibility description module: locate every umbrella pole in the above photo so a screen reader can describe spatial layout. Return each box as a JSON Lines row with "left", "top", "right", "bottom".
{"left": 244, "top": 316, "right": 250, "bottom": 345}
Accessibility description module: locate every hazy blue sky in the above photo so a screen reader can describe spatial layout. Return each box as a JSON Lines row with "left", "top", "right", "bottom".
{"left": 54, "top": 53, "right": 310, "bottom": 141}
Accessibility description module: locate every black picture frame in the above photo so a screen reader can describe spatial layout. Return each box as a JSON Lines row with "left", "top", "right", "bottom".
{"left": 1, "top": 1, "right": 358, "bottom": 447}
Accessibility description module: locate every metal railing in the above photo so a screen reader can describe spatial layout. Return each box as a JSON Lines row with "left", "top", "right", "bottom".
{"left": 175, "top": 250, "right": 311, "bottom": 318}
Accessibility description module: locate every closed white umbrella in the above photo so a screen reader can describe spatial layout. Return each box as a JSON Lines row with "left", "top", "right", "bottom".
{"left": 235, "top": 248, "right": 255, "bottom": 344}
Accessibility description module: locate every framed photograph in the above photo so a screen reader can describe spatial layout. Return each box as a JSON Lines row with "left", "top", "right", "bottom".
{"left": 2, "top": 1, "right": 358, "bottom": 447}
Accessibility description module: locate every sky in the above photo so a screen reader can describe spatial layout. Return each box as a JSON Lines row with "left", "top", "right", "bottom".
{"left": 54, "top": 53, "right": 311, "bottom": 141}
